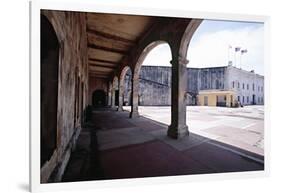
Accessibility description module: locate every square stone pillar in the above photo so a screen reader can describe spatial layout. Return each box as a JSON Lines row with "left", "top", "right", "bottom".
{"left": 117, "top": 81, "right": 123, "bottom": 111}
{"left": 167, "top": 57, "right": 189, "bottom": 139}
{"left": 111, "top": 88, "right": 116, "bottom": 108}
{"left": 107, "top": 85, "right": 112, "bottom": 106}
{"left": 130, "top": 77, "right": 139, "bottom": 118}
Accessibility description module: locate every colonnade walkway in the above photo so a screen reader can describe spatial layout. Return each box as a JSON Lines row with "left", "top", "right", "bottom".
{"left": 62, "top": 108, "right": 264, "bottom": 182}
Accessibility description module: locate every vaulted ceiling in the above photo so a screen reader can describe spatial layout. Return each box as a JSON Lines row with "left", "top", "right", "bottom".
{"left": 86, "top": 12, "right": 155, "bottom": 79}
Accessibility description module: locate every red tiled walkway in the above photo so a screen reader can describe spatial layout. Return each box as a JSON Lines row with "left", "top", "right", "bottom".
{"left": 62, "top": 108, "right": 263, "bottom": 182}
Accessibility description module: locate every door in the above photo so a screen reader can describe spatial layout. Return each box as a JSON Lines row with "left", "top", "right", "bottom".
{"left": 204, "top": 96, "right": 208, "bottom": 106}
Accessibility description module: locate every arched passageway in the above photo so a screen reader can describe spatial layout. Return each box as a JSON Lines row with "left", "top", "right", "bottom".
{"left": 111, "top": 76, "right": 119, "bottom": 108}
{"left": 40, "top": 14, "right": 59, "bottom": 167}
{"left": 129, "top": 41, "right": 169, "bottom": 117}
{"left": 92, "top": 89, "right": 106, "bottom": 107}
{"left": 138, "top": 43, "right": 172, "bottom": 106}
{"left": 117, "top": 66, "right": 132, "bottom": 111}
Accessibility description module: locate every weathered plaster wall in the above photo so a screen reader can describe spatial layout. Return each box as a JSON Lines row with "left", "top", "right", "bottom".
{"left": 41, "top": 10, "right": 89, "bottom": 183}
{"left": 139, "top": 66, "right": 171, "bottom": 105}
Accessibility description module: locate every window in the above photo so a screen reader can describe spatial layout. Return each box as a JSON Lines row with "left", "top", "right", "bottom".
{"left": 238, "top": 82, "right": 240, "bottom": 88}
{"left": 238, "top": 96, "right": 240, "bottom": 102}
{"left": 253, "top": 83, "right": 255, "bottom": 91}
{"left": 247, "top": 84, "right": 249, "bottom": 90}
{"left": 232, "top": 81, "right": 235, "bottom": 88}
{"left": 242, "top": 96, "right": 244, "bottom": 103}
{"left": 258, "top": 86, "right": 260, "bottom": 91}
{"left": 243, "top": 83, "right": 245, "bottom": 89}
{"left": 247, "top": 96, "right": 249, "bottom": 103}
{"left": 216, "top": 80, "right": 219, "bottom": 89}
{"left": 261, "top": 86, "right": 263, "bottom": 92}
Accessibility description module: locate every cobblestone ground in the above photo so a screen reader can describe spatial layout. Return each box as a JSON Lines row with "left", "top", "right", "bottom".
{"left": 123, "top": 105, "right": 264, "bottom": 156}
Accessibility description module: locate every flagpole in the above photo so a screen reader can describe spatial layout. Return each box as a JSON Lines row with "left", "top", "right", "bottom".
{"left": 228, "top": 45, "right": 231, "bottom": 65}
{"left": 234, "top": 50, "right": 236, "bottom": 67}
{"left": 240, "top": 49, "right": 247, "bottom": 70}
{"left": 228, "top": 46, "right": 229, "bottom": 65}
{"left": 240, "top": 51, "right": 242, "bottom": 69}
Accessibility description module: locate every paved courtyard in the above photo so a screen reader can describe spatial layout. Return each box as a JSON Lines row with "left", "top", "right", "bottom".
{"left": 62, "top": 107, "right": 263, "bottom": 182}
{"left": 123, "top": 105, "right": 264, "bottom": 156}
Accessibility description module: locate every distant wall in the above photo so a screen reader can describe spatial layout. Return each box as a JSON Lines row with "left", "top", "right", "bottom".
{"left": 139, "top": 66, "right": 171, "bottom": 105}
{"left": 124, "top": 65, "right": 264, "bottom": 106}
{"left": 88, "top": 77, "right": 108, "bottom": 105}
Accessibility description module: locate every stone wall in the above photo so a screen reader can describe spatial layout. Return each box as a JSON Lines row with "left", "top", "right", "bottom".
{"left": 88, "top": 77, "right": 109, "bottom": 105}
{"left": 139, "top": 66, "right": 171, "bottom": 105}
{"left": 124, "top": 65, "right": 264, "bottom": 106}
{"left": 41, "top": 10, "right": 89, "bottom": 183}
{"left": 125, "top": 66, "right": 226, "bottom": 106}
{"left": 197, "top": 67, "right": 226, "bottom": 91}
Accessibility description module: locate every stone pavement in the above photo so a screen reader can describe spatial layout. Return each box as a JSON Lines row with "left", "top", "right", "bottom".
{"left": 123, "top": 105, "right": 264, "bottom": 156}
{"left": 62, "top": 107, "right": 263, "bottom": 182}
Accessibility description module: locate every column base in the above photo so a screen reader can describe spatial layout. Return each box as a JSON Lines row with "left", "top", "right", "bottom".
{"left": 129, "top": 111, "right": 139, "bottom": 118}
{"left": 117, "top": 106, "right": 123, "bottom": 111}
{"left": 167, "top": 124, "right": 189, "bottom": 139}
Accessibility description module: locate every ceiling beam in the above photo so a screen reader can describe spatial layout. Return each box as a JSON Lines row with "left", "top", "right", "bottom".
{"left": 89, "top": 74, "right": 109, "bottom": 79}
{"left": 87, "top": 27, "right": 135, "bottom": 44}
{"left": 89, "top": 69, "right": 110, "bottom": 74}
{"left": 88, "top": 43, "right": 128, "bottom": 55}
{"left": 89, "top": 63, "right": 116, "bottom": 69}
{"left": 88, "top": 58, "right": 120, "bottom": 66}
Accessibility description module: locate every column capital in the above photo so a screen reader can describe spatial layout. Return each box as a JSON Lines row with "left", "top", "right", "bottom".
{"left": 170, "top": 56, "right": 189, "bottom": 66}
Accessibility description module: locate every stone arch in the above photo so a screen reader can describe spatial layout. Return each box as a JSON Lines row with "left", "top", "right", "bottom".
{"left": 178, "top": 19, "right": 202, "bottom": 64}
{"left": 40, "top": 14, "right": 60, "bottom": 167}
{"left": 120, "top": 66, "right": 132, "bottom": 83}
{"left": 129, "top": 41, "right": 172, "bottom": 117}
{"left": 133, "top": 40, "right": 171, "bottom": 80}
{"left": 112, "top": 75, "right": 119, "bottom": 89}
{"left": 118, "top": 66, "right": 132, "bottom": 110}
{"left": 111, "top": 76, "right": 119, "bottom": 107}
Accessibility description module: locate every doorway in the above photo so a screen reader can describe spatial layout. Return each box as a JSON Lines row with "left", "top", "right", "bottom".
{"left": 92, "top": 90, "right": 106, "bottom": 107}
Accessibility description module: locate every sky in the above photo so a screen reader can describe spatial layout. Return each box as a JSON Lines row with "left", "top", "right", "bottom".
{"left": 142, "top": 19, "right": 264, "bottom": 75}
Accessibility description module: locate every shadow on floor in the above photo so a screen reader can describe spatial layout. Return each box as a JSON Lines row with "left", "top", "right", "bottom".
{"left": 61, "top": 107, "right": 264, "bottom": 182}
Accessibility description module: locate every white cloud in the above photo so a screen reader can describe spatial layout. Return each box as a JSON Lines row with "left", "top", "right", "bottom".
{"left": 142, "top": 24, "right": 264, "bottom": 75}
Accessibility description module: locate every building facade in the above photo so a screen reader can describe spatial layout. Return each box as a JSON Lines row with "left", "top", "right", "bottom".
{"left": 124, "top": 65, "right": 264, "bottom": 107}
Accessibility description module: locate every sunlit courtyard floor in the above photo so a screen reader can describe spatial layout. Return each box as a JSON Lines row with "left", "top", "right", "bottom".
{"left": 123, "top": 105, "right": 264, "bottom": 156}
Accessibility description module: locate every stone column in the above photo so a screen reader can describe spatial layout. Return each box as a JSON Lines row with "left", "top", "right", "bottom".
{"left": 167, "top": 56, "right": 189, "bottom": 139}
{"left": 117, "top": 80, "right": 123, "bottom": 111}
{"left": 108, "top": 84, "right": 112, "bottom": 106}
{"left": 111, "top": 87, "right": 115, "bottom": 108}
{"left": 130, "top": 77, "right": 139, "bottom": 118}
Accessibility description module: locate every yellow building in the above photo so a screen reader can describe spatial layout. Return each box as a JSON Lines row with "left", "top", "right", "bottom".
{"left": 198, "top": 90, "right": 236, "bottom": 107}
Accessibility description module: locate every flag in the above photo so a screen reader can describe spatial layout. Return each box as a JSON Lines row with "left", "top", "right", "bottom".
{"left": 235, "top": 47, "right": 241, "bottom": 52}
{"left": 241, "top": 49, "right": 248, "bottom": 54}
